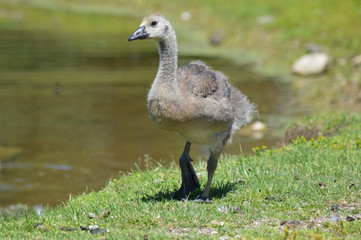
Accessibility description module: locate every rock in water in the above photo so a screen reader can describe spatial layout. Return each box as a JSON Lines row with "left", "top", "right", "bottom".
{"left": 210, "top": 31, "right": 224, "bottom": 46}
{"left": 292, "top": 53, "right": 330, "bottom": 76}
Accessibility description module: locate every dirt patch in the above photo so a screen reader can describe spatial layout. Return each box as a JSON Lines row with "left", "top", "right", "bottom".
{"left": 247, "top": 202, "right": 361, "bottom": 232}
{"left": 283, "top": 125, "right": 321, "bottom": 145}
{"left": 331, "top": 82, "right": 361, "bottom": 111}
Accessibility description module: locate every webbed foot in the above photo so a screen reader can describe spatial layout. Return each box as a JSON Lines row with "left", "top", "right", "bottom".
{"left": 174, "top": 142, "right": 200, "bottom": 200}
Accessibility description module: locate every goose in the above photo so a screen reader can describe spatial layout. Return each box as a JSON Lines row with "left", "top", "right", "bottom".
{"left": 129, "top": 13, "right": 257, "bottom": 202}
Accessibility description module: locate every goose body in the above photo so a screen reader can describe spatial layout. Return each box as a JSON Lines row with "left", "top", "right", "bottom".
{"left": 129, "top": 14, "right": 257, "bottom": 201}
{"left": 149, "top": 61, "right": 235, "bottom": 145}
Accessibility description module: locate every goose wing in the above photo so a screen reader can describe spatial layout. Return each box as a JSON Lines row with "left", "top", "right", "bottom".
{"left": 177, "top": 61, "right": 221, "bottom": 98}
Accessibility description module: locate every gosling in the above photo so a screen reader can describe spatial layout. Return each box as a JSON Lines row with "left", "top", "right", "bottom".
{"left": 129, "top": 13, "right": 257, "bottom": 202}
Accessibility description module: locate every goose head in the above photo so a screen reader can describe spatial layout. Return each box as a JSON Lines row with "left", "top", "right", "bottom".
{"left": 128, "top": 14, "right": 172, "bottom": 42}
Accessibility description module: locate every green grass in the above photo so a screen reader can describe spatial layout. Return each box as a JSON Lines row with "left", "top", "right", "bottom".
{"left": 1, "top": 113, "right": 361, "bottom": 239}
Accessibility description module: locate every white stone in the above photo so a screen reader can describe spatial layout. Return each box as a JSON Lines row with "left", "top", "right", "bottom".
{"left": 256, "top": 15, "right": 274, "bottom": 25}
{"left": 292, "top": 53, "right": 330, "bottom": 76}
{"left": 180, "top": 11, "right": 191, "bottom": 21}
{"left": 352, "top": 54, "right": 361, "bottom": 67}
{"left": 250, "top": 121, "right": 267, "bottom": 131}
{"left": 88, "top": 224, "right": 99, "bottom": 230}
{"left": 153, "top": 179, "right": 164, "bottom": 184}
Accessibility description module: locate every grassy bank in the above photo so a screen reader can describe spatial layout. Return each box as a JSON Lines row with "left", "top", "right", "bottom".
{"left": 1, "top": 114, "right": 361, "bottom": 238}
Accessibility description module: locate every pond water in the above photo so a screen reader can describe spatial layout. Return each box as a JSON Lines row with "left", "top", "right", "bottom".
{"left": 0, "top": 29, "right": 307, "bottom": 207}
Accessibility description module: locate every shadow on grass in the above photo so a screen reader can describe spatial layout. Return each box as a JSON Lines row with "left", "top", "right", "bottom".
{"left": 141, "top": 180, "right": 242, "bottom": 202}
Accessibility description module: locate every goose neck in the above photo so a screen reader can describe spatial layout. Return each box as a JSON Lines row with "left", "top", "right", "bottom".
{"left": 156, "top": 36, "right": 178, "bottom": 84}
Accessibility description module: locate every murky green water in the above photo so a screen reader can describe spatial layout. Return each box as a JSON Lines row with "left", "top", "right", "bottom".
{"left": 0, "top": 29, "right": 307, "bottom": 207}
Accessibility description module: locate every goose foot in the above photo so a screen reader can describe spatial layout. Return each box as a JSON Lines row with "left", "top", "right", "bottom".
{"left": 174, "top": 142, "right": 200, "bottom": 200}
{"left": 174, "top": 158, "right": 200, "bottom": 199}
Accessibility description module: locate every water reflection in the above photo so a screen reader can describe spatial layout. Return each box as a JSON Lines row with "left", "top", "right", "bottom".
{"left": 0, "top": 30, "right": 307, "bottom": 207}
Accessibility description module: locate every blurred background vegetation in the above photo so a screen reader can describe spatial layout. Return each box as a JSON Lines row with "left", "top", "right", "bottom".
{"left": 1, "top": 0, "right": 360, "bottom": 109}
{"left": 1, "top": 0, "right": 360, "bottom": 61}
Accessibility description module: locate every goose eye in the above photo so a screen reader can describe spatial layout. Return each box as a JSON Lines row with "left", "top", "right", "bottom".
{"left": 151, "top": 21, "right": 157, "bottom": 26}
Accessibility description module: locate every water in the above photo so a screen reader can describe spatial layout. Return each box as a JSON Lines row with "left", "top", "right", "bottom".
{"left": 0, "top": 30, "right": 307, "bottom": 207}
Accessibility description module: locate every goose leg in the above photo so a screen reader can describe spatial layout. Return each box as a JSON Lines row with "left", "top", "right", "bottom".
{"left": 195, "top": 143, "right": 224, "bottom": 203}
{"left": 176, "top": 141, "right": 200, "bottom": 200}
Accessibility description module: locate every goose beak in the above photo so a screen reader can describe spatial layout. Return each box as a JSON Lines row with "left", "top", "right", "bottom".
{"left": 128, "top": 26, "right": 148, "bottom": 41}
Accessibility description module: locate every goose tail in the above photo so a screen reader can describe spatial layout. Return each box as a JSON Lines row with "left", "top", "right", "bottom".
{"left": 229, "top": 85, "right": 258, "bottom": 139}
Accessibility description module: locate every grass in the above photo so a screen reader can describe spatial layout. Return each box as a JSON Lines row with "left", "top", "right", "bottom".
{"left": 1, "top": 113, "right": 361, "bottom": 239}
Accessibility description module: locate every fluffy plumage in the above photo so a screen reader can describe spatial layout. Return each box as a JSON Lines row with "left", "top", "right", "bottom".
{"left": 129, "top": 14, "right": 257, "bottom": 201}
